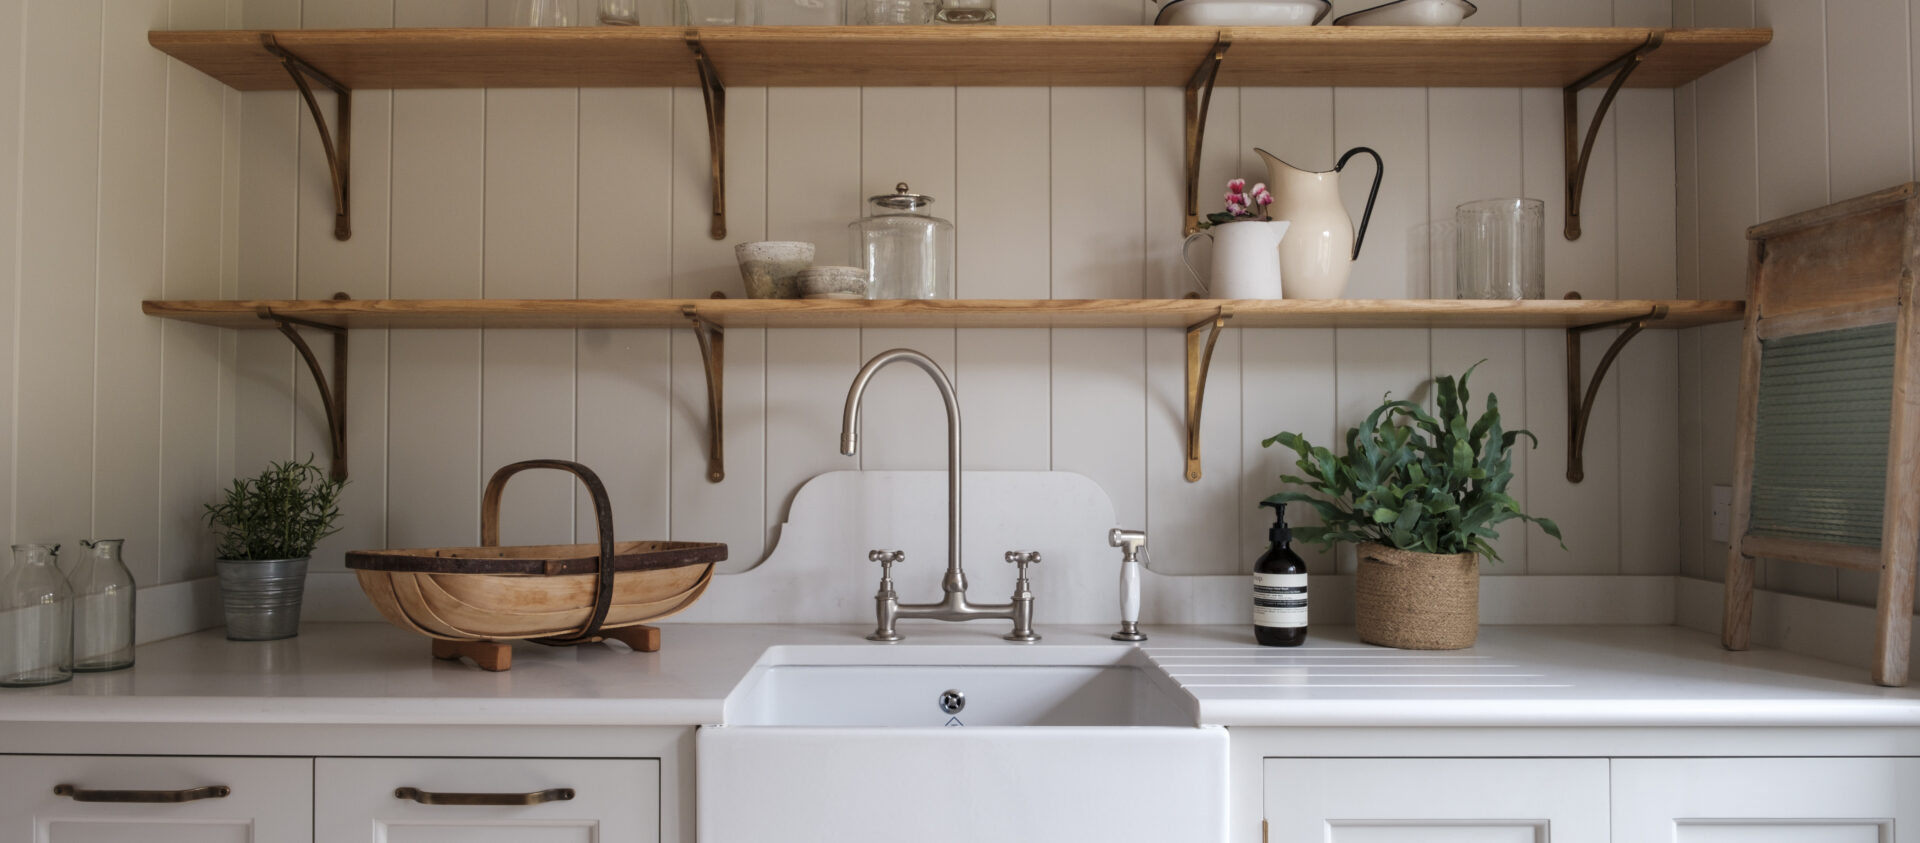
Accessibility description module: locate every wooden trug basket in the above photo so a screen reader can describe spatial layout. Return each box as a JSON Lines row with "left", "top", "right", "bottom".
{"left": 347, "top": 459, "right": 726, "bottom": 671}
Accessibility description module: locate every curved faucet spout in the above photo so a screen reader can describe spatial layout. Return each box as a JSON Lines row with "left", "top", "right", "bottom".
{"left": 840, "top": 349, "right": 964, "bottom": 593}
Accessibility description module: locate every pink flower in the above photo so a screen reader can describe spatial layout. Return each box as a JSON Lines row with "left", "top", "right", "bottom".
{"left": 1224, "top": 191, "right": 1241, "bottom": 206}
{"left": 1227, "top": 177, "right": 1247, "bottom": 194}
{"left": 1226, "top": 200, "right": 1248, "bottom": 216}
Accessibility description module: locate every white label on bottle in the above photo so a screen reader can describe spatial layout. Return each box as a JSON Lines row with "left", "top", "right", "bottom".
{"left": 1253, "top": 572, "right": 1308, "bottom": 628}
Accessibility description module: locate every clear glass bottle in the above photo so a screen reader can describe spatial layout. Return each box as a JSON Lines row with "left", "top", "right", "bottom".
{"left": 848, "top": 183, "right": 954, "bottom": 300}
{"left": 71, "top": 539, "right": 135, "bottom": 672}
{"left": 1, "top": 543, "right": 73, "bottom": 687}
{"left": 510, "top": 0, "right": 575, "bottom": 26}
{"left": 851, "top": 0, "right": 935, "bottom": 24}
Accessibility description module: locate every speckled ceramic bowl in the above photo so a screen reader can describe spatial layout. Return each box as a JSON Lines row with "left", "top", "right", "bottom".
{"left": 735, "top": 241, "right": 815, "bottom": 299}
{"left": 796, "top": 266, "right": 871, "bottom": 300}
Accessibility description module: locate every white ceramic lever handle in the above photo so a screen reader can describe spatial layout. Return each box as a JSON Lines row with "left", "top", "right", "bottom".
{"left": 1119, "top": 558, "right": 1140, "bottom": 625}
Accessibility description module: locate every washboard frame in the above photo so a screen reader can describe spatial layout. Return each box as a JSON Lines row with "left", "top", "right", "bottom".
{"left": 1724, "top": 182, "right": 1920, "bottom": 687}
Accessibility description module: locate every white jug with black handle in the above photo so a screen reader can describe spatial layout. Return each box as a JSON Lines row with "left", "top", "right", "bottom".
{"left": 1255, "top": 146, "right": 1383, "bottom": 300}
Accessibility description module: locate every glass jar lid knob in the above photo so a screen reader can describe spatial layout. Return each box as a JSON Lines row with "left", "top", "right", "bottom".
{"left": 870, "top": 182, "right": 935, "bottom": 211}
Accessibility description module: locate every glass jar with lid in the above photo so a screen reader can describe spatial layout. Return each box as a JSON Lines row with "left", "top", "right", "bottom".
{"left": 848, "top": 183, "right": 954, "bottom": 300}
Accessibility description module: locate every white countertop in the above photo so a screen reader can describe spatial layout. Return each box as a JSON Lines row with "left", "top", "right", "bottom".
{"left": 4, "top": 622, "right": 1917, "bottom": 729}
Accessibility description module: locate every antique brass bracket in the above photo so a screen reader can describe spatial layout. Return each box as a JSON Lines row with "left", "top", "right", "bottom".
{"left": 688, "top": 37, "right": 727, "bottom": 241}
{"left": 258, "top": 293, "right": 352, "bottom": 482}
{"left": 1184, "top": 37, "right": 1232, "bottom": 237}
{"left": 683, "top": 306, "right": 725, "bottom": 483}
{"left": 1185, "top": 305, "right": 1233, "bottom": 482}
{"left": 1563, "top": 32, "right": 1662, "bottom": 241}
{"left": 262, "top": 34, "right": 352, "bottom": 241}
{"left": 1565, "top": 302, "right": 1666, "bottom": 483}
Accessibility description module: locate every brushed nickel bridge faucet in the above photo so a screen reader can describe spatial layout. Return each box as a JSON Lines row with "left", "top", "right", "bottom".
{"left": 841, "top": 348, "right": 1040, "bottom": 643}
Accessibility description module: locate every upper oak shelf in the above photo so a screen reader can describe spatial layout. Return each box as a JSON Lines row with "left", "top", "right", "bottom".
{"left": 149, "top": 26, "right": 1771, "bottom": 90}
{"left": 142, "top": 298, "right": 1742, "bottom": 331}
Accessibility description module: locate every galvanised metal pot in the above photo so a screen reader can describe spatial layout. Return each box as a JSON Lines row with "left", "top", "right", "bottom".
{"left": 215, "top": 557, "right": 308, "bottom": 641}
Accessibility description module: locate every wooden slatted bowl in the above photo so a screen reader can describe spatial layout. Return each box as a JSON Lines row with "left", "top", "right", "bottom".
{"left": 346, "top": 459, "right": 725, "bottom": 668}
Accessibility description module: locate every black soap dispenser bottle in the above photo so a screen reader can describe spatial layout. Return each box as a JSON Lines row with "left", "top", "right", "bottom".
{"left": 1254, "top": 501, "right": 1308, "bottom": 647}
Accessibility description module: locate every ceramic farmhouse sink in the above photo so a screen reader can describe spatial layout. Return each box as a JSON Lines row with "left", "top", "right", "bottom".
{"left": 696, "top": 645, "right": 1229, "bottom": 843}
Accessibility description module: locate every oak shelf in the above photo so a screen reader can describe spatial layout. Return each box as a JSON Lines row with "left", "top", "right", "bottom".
{"left": 150, "top": 26, "right": 1767, "bottom": 90}
{"left": 143, "top": 296, "right": 1741, "bottom": 331}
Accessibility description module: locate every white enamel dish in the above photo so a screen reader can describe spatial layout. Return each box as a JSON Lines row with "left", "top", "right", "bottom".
{"left": 1333, "top": 0, "right": 1476, "bottom": 26}
{"left": 1154, "top": 0, "right": 1329, "bottom": 26}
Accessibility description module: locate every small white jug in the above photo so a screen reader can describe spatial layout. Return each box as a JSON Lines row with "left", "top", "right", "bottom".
{"left": 1181, "top": 219, "right": 1289, "bottom": 299}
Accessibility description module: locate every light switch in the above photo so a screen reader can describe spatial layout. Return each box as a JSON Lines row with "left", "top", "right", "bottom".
{"left": 1710, "top": 485, "right": 1733, "bottom": 543}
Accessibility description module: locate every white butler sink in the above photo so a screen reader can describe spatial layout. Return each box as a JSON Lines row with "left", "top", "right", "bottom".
{"left": 697, "top": 645, "right": 1229, "bottom": 843}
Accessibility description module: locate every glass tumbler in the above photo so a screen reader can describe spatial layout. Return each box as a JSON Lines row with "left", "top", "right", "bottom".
{"left": 71, "top": 539, "right": 135, "bottom": 673}
{"left": 849, "top": 183, "right": 955, "bottom": 300}
{"left": 1456, "top": 198, "right": 1545, "bottom": 299}
{"left": 1, "top": 543, "right": 73, "bottom": 687}
{"left": 600, "top": 0, "right": 684, "bottom": 24}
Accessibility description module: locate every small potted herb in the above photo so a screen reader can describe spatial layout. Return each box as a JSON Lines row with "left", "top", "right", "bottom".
{"left": 204, "top": 456, "right": 344, "bottom": 641}
{"left": 1262, "top": 364, "right": 1561, "bottom": 649}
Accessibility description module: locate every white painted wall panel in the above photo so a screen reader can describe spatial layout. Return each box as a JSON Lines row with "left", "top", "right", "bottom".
{"left": 1675, "top": 0, "right": 1920, "bottom": 621}
{"left": 197, "top": 0, "right": 1700, "bottom": 633}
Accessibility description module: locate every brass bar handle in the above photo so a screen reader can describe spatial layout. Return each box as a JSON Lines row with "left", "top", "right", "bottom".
{"left": 54, "top": 784, "right": 230, "bottom": 803}
{"left": 393, "top": 786, "right": 575, "bottom": 807}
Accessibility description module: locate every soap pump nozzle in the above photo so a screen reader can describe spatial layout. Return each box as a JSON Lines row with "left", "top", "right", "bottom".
{"left": 1260, "top": 501, "right": 1291, "bottom": 545}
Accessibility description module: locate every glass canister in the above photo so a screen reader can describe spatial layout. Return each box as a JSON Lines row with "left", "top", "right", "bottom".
{"left": 848, "top": 183, "right": 954, "bottom": 300}
{"left": 934, "top": 0, "right": 994, "bottom": 23}
{"left": 1455, "top": 198, "right": 1546, "bottom": 300}
{"left": 71, "top": 539, "right": 135, "bottom": 672}
{"left": 1, "top": 543, "right": 73, "bottom": 687}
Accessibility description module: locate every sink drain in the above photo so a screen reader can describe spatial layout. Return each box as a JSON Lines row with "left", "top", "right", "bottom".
{"left": 938, "top": 689, "right": 965, "bottom": 715}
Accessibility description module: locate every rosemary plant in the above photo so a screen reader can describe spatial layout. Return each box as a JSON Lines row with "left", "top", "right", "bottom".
{"left": 204, "top": 456, "right": 346, "bottom": 561}
{"left": 1261, "top": 364, "right": 1562, "bottom": 561}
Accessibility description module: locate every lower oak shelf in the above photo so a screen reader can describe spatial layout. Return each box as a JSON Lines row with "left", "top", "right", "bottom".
{"left": 141, "top": 296, "right": 1742, "bottom": 330}
{"left": 149, "top": 296, "right": 1737, "bottom": 487}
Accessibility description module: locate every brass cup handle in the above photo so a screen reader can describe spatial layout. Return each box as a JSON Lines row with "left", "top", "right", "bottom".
{"left": 394, "top": 786, "right": 575, "bottom": 806}
{"left": 54, "top": 784, "right": 230, "bottom": 803}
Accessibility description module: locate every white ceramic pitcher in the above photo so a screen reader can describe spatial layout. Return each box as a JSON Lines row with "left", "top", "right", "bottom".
{"left": 1255, "top": 146, "right": 1382, "bottom": 300}
{"left": 1181, "top": 219, "right": 1290, "bottom": 299}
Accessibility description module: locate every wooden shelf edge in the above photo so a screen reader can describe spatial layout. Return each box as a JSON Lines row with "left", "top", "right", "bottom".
{"left": 150, "top": 25, "right": 1770, "bottom": 91}
{"left": 144, "top": 297, "right": 1745, "bottom": 330}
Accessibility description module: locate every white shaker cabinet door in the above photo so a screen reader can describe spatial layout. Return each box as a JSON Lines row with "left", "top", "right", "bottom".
{"left": 0, "top": 755, "right": 312, "bottom": 843}
{"left": 1612, "top": 757, "right": 1920, "bottom": 842}
{"left": 1264, "top": 758, "right": 1610, "bottom": 843}
{"left": 314, "top": 757, "right": 658, "bottom": 843}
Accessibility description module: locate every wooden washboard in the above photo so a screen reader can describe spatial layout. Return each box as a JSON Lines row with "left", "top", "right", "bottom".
{"left": 1724, "top": 182, "right": 1920, "bottom": 686}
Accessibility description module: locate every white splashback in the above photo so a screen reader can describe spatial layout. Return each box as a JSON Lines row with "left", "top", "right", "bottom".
{"left": 0, "top": 0, "right": 237, "bottom": 636}
{"left": 233, "top": 0, "right": 1683, "bottom": 603}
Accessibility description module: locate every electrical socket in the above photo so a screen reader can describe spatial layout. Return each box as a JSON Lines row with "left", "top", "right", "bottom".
{"left": 1710, "top": 485, "right": 1733, "bottom": 543}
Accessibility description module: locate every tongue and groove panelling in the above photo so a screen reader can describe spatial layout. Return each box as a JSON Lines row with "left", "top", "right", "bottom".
{"left": 231, "top": 0, "right": 1681, "bottom": 615}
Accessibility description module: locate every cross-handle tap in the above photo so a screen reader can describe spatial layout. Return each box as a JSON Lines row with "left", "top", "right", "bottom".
{"left": 1003, "top": 551, "right": 1041, "bottom": 643}
{"left": 867, "top": 550, "right": 906, "bottom": 642}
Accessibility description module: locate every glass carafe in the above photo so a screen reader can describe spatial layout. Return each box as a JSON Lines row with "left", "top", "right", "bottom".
{"left": 71, "top": 539, "right": 135, "bottom": 672}
{"left": 1, "top": 543, "right": 73, "bottom": 687}
{"left": 848, "top": 182, "right": 954, "bottom": 300}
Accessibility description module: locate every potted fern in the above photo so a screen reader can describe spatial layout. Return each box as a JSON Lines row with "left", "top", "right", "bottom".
{"left": 204, "top": 457, "right": 344, "bottom": 641}
{"left": 1262, "top": 364, "right": 1561, "bottom": 649}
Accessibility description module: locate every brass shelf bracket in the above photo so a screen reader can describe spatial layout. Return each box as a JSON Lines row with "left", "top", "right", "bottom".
{"left": 1184, "top": 305, "right": 1233, "bottom": 482}
{"left": 1183, "top": 37, "right": 1232, "bottom": 237}
{"left": 1565, "top": 302, "right": 1666, "bottom": 483}
{"left": 1563, "top": 31, "right": 1662, "bottom": 241}
{"left": 683, "top": 306, "right": 726, "bottom": 483}
{"left": 688, "top": 37, "right": 727, "bottom": 241}
{"left": 258, "top": 292, "right": 352, "bottom": 482}
{"left": 262, "top": 34, "right": 353, "bottom": 241}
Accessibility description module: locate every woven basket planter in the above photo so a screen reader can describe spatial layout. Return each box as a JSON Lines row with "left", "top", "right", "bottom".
{"left": 1354, "top": 542, "right": 1480, "bottom": 650}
